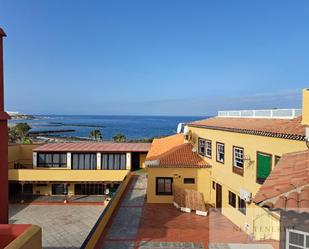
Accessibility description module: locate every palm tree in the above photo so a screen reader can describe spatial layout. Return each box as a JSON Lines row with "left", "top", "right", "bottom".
{"left": 89, "top": 129, "right": 103, "bottom": 141}
{"left": 112, "top": 133, "right": 126, "bottom": 142}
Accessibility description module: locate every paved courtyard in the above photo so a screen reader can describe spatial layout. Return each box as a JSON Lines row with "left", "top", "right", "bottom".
{"left": 9, "top": 204, "right": 104, "bottom": 249}
{"left": 96, "top": 174, "right": 279, "bottom": 249}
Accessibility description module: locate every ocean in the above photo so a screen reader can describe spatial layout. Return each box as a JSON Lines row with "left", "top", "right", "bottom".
{"left": 9, "top": 115, "right": 207, "bottom": 140}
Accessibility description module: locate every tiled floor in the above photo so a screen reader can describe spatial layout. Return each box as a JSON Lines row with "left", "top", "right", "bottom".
{"left": 97, "top": 174, "right": 279, "bottom": 249}
{"left": 9, "top": 204, "right": 104, "bottom": 249}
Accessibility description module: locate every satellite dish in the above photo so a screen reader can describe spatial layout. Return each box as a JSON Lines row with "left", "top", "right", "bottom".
{"left": 177, "top": 123, "right": 183, "bottom": 134}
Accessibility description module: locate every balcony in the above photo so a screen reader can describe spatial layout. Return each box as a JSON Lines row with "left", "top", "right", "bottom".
{"left": 8, "top": 169, "right": 129, "bottom": 182}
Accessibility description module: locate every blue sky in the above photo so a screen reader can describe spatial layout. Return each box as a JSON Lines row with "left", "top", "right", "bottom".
{"left": 0, "top": 0, "right": 308, "bottom": 115}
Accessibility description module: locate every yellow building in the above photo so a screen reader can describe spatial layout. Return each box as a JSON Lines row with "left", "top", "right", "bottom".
{"left": 146, "top": 89, "right": 309, "bottom": 241}
{"left": 9, "top": 142, "right": 150, "bottom": 197}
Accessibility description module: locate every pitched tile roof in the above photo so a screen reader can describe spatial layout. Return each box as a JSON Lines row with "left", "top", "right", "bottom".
{"left": 146, "top": 134, "right": 211, "bottom": 168}
{"left": 254, "top": 150, "right": 309, "bottom": 211}
{"left": 33, "top": 142, "right": 151, "bottom": 153}
{"left": 188, "top": 116, "right": 306, "bottom": 141}
{"left": 270, "top": 186, "right": 309, "bottom": 210}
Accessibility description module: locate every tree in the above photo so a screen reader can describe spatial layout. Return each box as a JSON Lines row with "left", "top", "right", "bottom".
{"left": 15, "top": 123, "right": 31, "bottom": 139}
{"left": 89, "top": 129, "right": 103, "bottom": 141}
{"left": 112, "top": 133, "right": 126, "bottom": 142}
{"left": 8, "top": 123, "right": 32, "bottom": 143}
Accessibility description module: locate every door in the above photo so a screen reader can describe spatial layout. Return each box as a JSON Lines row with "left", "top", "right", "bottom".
{"left": 257, "top": 152, "right": 272, "bottom": 184}
{"left": 216, "top": 183, "right": 222, "bottom": 211}
{"left": 131, "top": 152, "right": 140, "bottom": 171}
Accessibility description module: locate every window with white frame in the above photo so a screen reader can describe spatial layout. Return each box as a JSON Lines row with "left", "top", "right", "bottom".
{"left": 198, "top": 138, "right": 205, "bottom": 156}
{"left": 216, "top": 143, "right": 224, "bottom": 163}
{"left": 233, "top": 147, "right": 244, "bottom": 168}
{"left": 286, "top": 229, "right": 309, "bottom": 249}
{"left": 205, "top": 140, "right": 212, "bottom": 158}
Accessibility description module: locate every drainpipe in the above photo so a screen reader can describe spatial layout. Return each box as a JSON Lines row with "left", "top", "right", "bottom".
{"left": 0, "top": 27, "right": 9, "bottom": 224}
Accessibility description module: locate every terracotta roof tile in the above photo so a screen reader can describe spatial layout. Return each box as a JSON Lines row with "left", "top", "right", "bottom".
{"left": 272, "top": 186, "right": 309, "bottom": 210}
{"left": 146, "top": 134, "right": 211, "bottom": 168}
{"left": 33, "top": 142, "right": 151, "bottom": 152}
{"left": 188, "top": 116, "right": 305, "bottom": 140}
{"left": 254, "top": 150, "right": 309, "bottom": 204}
{"left": 255, "top": 150, "right": 309, "bottom": 211}
{"left": 146, "top": 134, "right": 184, "bottom": 160}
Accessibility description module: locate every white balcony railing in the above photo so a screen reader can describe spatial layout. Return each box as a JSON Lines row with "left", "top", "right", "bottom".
{"left": 218, "top": 109, "right": 301, "bottom": 119}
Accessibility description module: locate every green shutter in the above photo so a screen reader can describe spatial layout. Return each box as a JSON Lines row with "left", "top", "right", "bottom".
{"left": 257, "top": 153, "right": 271, "bottom": 180}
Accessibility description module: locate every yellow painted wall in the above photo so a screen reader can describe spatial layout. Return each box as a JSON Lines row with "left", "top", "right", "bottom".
{"left": 139, "top": 153, "right": 147, "bottom": 168}
{"left": 5, "top": 225, "right": 42, "bottom": 249}
{"left": 9, "top": 169, "right": 129, "bottom": 182}
{"left": 187, "top": 126, "right": 306, "bottom": 240}
{"left": 147, "top": 167, "right": 211, "bottom": 203}
{"left": 302, "top": 88, "right": 309, "bottom": 125}
{"left": 8, "top": 144, "right": 41, "bottom": 169}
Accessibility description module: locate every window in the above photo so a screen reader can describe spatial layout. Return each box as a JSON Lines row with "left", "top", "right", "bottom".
{"left": 198, "top": 138, "right": 205, "bottom": 156}
{"left": 74, "top": 184, "right": 105, "bottom": 195}
{"left": 184, "top": 178, "right": 195, "bottom": 184}
{"left": 286, "top": 229, "right": 309, "bottom": 249}
{"left": 216, "top": 142, "right": 225, "bottom": 163}
{"left": 275, "top": 155, "right": 281, "bottom": 166}
{"left": 205, "top": 140, "right": 212, "bottom": 158}
{"left": 228, "top": 191, "right": 236, "bottom": 208}
{"left": 72, "top": 153, "right": 97, "bottom": 170}
{"left": 101, "top": 153, "right": 126, "bottom": 170}
{"left": 238, "top": 196, "right": 246, "bottom": 215}
{"left": 212, "top": 181, "right": 216, "bottom": 190}
{"left": 257, "top": 152, "right": 272, "bottom": 184}
{"left": 233, "top": 147, "right": 244, "bottom": 168}
{"left": 37, "top": 153, "right": 67, "bottom": 168}
{"left": 52, "top": 184, "right": 68, "bottom": 195}
{"left": 156, "top": 177, "right": 173, "bottom": 195}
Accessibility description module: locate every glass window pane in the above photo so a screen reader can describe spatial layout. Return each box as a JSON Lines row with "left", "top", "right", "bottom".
{"left": 306, "top": 235, "right": 309, "bottom": 247}
{"left": 289, "top": 232, "right": 304, "bottom": 246}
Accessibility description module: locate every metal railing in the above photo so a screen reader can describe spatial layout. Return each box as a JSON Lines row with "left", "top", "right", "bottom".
{"left": 218, "top": 109, "right": 301, "bottom": 119}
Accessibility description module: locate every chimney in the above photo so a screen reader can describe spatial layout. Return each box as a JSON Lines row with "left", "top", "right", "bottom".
{"left": 302, "top": 89, "right": 309, "bottom": 126}
{"left": 0, "top": 27, "right": 9, "bottom": 224}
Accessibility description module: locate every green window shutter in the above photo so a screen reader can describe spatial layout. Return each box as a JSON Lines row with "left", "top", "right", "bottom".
{"left": 257, "top": 153, "right": 271, "bottom": 180}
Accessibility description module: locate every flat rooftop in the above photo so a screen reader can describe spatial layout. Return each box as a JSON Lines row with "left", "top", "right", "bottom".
{"left": 33, "top": 142, "right": 151, "bottom": 153}
{"left": 9, "top": 204, "right": 104, "bottom": 249}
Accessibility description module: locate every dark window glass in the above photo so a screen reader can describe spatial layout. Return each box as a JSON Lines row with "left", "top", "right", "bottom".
{"left": 184, "top": 178, "right": 195, "bottom": 184}
{"left": 52, "top": 184, "right": 67, "bottom": 195}
{"left": 233, "top": 147, "right": 244, "bottom": 168}
{"left": 37, "top": 153, "right": 67, "bottom": 168}
{"left": 72, "top": 153, "right": 97, "bottom": 170}
{"left": 216, "top": 143, "right": 225, "bottom": 163}
{"left": 156, "top": 177, "right": 173, "bottom": 195}
{"left": 74, "top": 184, "right": 104, "bottom": 195}
{"left": 101, "top": 153, "right": 126, "bottom": 170}
{"left": 198, "top": 138, "right": 205, "bottom": 156}
{"left": 238, "top": 196, "right": 246, "bottom": 215}
{"left": 228, "top": 191, "right": 236, "bottom": 208}
{"left": 289, "top": 231, "right": 304, "bottom": 246}
{"left": 205, "top": 140, "right": 212, "bottom": 158}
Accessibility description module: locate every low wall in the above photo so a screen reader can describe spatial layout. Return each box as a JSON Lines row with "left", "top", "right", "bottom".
{"left": 80, "top": 172, "right": 132, "bottom": 249}
{"left": 2, "top": 224, "right": 42, "bottom": 249}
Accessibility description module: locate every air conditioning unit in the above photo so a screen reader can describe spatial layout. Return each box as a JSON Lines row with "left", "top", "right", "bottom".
{"left": 240, "top": 188, "right": 252, "bottom": 203}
